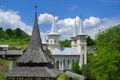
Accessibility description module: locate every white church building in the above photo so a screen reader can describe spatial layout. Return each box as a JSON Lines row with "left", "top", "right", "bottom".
{"left": 43, "top": 16, "right": 87, "bottom": 71}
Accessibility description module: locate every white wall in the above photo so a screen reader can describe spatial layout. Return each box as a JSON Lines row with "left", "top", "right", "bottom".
{"left": 53, "top": 55, "right": 80, "bottom": 71}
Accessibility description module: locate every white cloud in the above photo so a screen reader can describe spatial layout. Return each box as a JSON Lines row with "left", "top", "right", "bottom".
{"left": 57, "top": 17, "right": 76, "bottom": 39}
{"left": 58, "top": 16, "right": 119, "bottom": 39}
{"left": 56, "top": 16, "right": 102, "bottom": 39}
{"left": 85, "top": 17, "right": 120, "bottom": 38}
{"left": 0, "top": 9, "right": 119, "bottom": 40}
{"left": 38, "top": 13, "right": 120, "bottom": 40}
{"left": 38, "top": 13, "right": 58, "bottom": 24}
{"left": 0, "top": 9, "right": 32, "bottom": 35}
{"left": 83, "top": 17, "right": 101, "bottom": 28}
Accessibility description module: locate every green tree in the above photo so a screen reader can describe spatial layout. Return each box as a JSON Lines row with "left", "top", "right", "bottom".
{"left": 71, "top": 62, "right": 82, "bottom": 74}
{"left": 83, "top": 25, "right": 120, "bottom": 80}
{"left": 14, "top": 28, "right": 22, "bottom": 38}
{"left": 5, "top": 28, "right": 14, "bottom": 36}
{"left": 60, "top": 39, "right": 71, "bottom": 48}
{"left": 86, "top": 36, "right": 95, "bottom": 46}
{"left": 0, "top": 27, "right": 4, "bottom": 38}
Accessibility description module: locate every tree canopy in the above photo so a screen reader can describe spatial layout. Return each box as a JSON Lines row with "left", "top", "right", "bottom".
{"left": 82, "top": 25, "right": 120, "bottom": 80}
{"left": 0, "top": 27, "right": 30, "bottom": 49}
{"left": 86, "top": 36, "right": 95, "bottom": 46}
{"left": 71, "top": 62, "right": 82, "bottom": 75}
{"left": 60, "top": 39, "right": 71, "bottom": 48}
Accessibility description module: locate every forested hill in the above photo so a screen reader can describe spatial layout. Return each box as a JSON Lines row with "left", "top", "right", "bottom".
{"left": 0, "top": 27, "right": 30, "bottom": 49}
{"left": 0, "top": 27, "right": 95, "bottom": 49}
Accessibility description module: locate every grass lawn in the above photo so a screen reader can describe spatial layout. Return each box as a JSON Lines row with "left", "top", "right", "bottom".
{"left": 0, "top": 59, "right": 11, "bottom": 75}
{"left": 0, "top": 40, "right": 29, "bottom": 49}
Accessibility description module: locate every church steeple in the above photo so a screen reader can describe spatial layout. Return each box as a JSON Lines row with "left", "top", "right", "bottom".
{"left": 50, "top": 15, "right": 58, "bottom": 34}
{"left": 47, "top": 15, "right": 60, "bottom": 50}
{"left": 73, "top": 17, "right": 77, "bottom": 37}
{"left": 78, "top": 17, "right": 84, "bottom": 35}
{"left": 18, "top": 6, "right": 51, "bottom": 63}
{"left": 76, "top": 17, "right": 87, "bottom": 68}
{"left": 29, "top": 6, "right": 43, "bottom": 51}
{"left": 71, "top": 17, "right": 77, "bottom": 47}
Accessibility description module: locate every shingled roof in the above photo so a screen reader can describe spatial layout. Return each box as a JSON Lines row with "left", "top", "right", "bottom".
{"left": 5, "top": 67, "right": 61, "bottom": 77}
{"left": 4, "top": 6, "right": 61, "bottom": 78}
{"left": 17, "top": 6, "right": 51, "bottom": 63}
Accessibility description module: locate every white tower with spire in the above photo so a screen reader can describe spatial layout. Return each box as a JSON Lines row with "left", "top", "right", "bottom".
{"left": 76, "top": 17, "right": 87, "bottom": 68}
{"left": 71, "top": 17, "right": 77, "bottom": 47}
{"left": 48, "top": 15, "right": 60, "bottom": 50}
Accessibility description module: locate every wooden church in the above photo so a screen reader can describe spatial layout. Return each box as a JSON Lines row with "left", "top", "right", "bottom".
{"left": 4, "top": 6, "right": 61, "bottom": 80}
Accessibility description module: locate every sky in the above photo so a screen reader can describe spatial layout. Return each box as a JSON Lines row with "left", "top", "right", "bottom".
{"left": 0, "top": 0, "right": 120, "bottom": 41}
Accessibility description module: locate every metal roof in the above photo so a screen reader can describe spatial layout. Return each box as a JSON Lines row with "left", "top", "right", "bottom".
{"left": 51, "top": 47, "right": 79, "bottom": 55}
{"left": 0, "top": 50, "right": 23, "bottom": 55}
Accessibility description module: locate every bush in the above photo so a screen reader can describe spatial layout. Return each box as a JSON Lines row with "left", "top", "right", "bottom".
{"left": 71, "top": 62, "right": 82, "bottom": 74}
{"left": 72, "top": 77, "right": 79, "bottom": 80}
{"left": 57, "top": 73, "right": 70, "bottom": 80}
{"left": 0, "top": 76, "right": 6, "bottom": 80}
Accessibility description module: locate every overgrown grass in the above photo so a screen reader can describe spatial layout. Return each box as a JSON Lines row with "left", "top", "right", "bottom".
{"left": 0, "top": 40, "right": 29, "bottom": 49}
{"left": 0, "top": 59, "right": 11, "bottom": 75}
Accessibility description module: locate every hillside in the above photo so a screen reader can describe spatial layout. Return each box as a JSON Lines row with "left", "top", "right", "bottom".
{"left": 0, "top": 27, "right": 30, "bottom": 49}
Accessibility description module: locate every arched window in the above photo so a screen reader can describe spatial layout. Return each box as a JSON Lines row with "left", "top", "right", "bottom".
{"left": 56, "top": 61, "right": 59, "bottom": 69}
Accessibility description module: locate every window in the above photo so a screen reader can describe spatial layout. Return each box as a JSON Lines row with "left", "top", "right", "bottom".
{"left": 82, "top": 46, "right": 85, "bottom": 51}
{"left": 77, "top": 59, "right": 79, "bottom": 63}
{"left": 55, "top": 40, "right": 56, "bottom": 43}
{"left": 74, "top": 40, "right": 77, "bottom": 44}
{"left": 83, "top": 54, "right": 84, "bottom": 64}
{"left": 51, "top": 40, "right": 52, "bottom": 44}
{"left": 68, "top": 59, "right": 70, "bottom": 66}
{"left": 63, "top": 59, "right": 65, "bottom": 67}
{"left": 60, "top": 61, "right": 62, "bottom": 69}
{"left": 72, "top": 59, "right": 74, "bottom": 63}
{"left": 56, "top": 61, "right": 59, "bottom": 69}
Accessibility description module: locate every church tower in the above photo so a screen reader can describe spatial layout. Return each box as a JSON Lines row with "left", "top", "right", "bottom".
{"left": 71, "top": 17, "right": 77, "bottom": 47}
{"left": 48, "top": 15, "right": 60, "bottom": 50}
{"left": 76, "top": 17, "right": 87, "bottom": 68}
